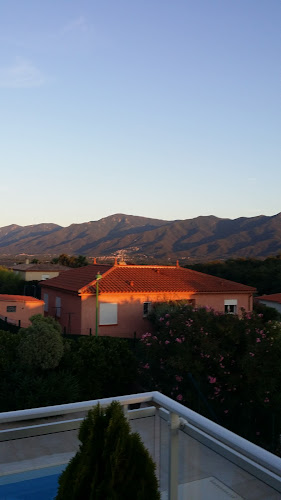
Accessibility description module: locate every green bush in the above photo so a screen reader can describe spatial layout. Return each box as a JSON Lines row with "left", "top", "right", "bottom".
{"left": 0, "top": 328, "right": 139, "bottom": 412}
{"left": 0, "top": 267, "right": 24, "bottom": 294}
{"left": 17, "top": 315, "right": 64, "bottom": 370}
{"left": 74, "top": 336, "right": 138, "bottom": 400}
{"left": 0, "top": 369, "right": 79, "bottom": 411}
{"left": 56, "top": 401, "right": 160, "bottom": 500}
{"left": 0, "top": 330, "right": 21, "bottom": 372}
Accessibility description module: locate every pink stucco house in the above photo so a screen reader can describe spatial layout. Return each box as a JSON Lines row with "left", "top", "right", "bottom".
{"left": 40, "top": 261, "right": 255, "bottom": 338}
{"left": 0, "top": 294, "right": 45, "bottom": 328}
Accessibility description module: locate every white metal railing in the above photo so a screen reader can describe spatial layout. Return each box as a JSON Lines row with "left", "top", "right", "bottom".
{"left": 0, "top": 391, "right": 281, "bottom": 499}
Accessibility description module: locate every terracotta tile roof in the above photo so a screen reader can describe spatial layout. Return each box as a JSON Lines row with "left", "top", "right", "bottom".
{"left": 40, "top": 264, "right": 112, "bottom": 292}
{"left": 0, "top": 294, "right": 44, "bottom": 303}
{"left": 82, "top": 265, "right": 255, "bottom": 294}
{"left": 41, "top": 264, "right": 256, "bottom": 295}
{"left": 256, "top": 293, "right": 281, "bottom": 304}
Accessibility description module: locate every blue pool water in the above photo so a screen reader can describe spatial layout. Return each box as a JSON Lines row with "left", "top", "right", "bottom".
{"left": 0, "top": 464, "right": 66, "bottom": 500}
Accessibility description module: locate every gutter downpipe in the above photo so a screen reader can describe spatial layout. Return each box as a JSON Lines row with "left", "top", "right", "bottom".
{"left": 95, "top": 272, "right": 102, "bottom": 337}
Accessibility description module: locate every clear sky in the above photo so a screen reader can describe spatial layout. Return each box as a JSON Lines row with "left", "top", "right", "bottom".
{"left": 0, "top": 1, "right": 280, "bottom": 227}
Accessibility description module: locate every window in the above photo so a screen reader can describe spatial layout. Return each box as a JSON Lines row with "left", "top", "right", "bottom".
{"left": 6, "top": 306, "right": 16, "bottom": 313}
{"left": 44, "top": 293, "right": 49, "bottom": 312}
{"left": 55, "top": 297, "right": 61, "bottom": 317}
{"left": 224, "top": 299, "right": 237, "bottom": 314}
{"left": 143, "top": 302, "right": 151, "bottom": 317}
{"left": 99, "top": 303, "right": 117, "bottom": 325}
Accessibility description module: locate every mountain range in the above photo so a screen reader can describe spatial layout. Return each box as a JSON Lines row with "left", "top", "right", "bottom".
{"left": 0, "top": 213, "right": 281, "bottom": 263}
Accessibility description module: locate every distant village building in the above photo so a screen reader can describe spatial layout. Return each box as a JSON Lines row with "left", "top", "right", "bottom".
{"left": 40, "top": 261, "right": 256, "bottom": 338}
{"left": 12, "top": 263, "right": 70, "bottom": 282}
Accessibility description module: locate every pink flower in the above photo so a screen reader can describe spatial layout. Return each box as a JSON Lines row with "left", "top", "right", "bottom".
{"left": 224, "top": 409, "right": 229, "bottom": 414}
{"left": 143, "top": 363, "right": 150, "bottom": 369}
{"left": 249, "top": 352, "right": 255, "bottom": 357}
{"left": 165, "top": 340, "right": 170, "bottom": 345}
{"left": 175, "top": 338, "right": 182, "bottom": 343}
{"left": 264, "top": 397, "right": 269, "bottom": 403}
{"left": 176, "top": 394, "right": 183, "bottom": 401}
{"left": 219, "top": 356, "right": 224, "bottom": 362}
{"left": 175, "top": 375, "right": 183, "bottom": 382}
{"left": 208, "top": 376, "right": 217, "bottom": 384}
{"left": 256, "top": 338, "right": 261, "bottom": 343}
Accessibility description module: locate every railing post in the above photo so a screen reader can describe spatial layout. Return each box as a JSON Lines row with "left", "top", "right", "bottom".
{"left": 168, "top": 411, "right": 179, "bottom": 500}
{"left": 123, "top": 404, "right": 129, "bottom": 420}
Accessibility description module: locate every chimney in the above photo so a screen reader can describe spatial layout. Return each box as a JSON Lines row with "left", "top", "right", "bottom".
{"left": 25, "top": 258, "right": 30, "bottom": 265}
{"left": 93, "top": 257, "right": 97, "bottom": 264}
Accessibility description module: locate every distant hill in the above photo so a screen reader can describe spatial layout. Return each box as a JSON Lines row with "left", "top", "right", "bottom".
{"left": 0, "top": 213, "right": 281, "bottom": 262}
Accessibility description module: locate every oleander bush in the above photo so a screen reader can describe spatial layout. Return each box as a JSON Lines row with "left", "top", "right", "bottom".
{"left": 138, "top": 302, "right": 281, "bottom": 453}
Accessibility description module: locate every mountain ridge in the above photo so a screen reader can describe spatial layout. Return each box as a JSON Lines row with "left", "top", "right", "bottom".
{"left": 0, "top": 213, "right": 281, "bottom": 262}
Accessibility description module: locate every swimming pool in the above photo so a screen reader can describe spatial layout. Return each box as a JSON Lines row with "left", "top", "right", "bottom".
{"left": 0, "top": 464, "right": 66, "bottom": 500}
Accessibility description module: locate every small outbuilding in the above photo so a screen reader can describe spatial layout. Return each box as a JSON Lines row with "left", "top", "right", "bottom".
{"left": 0, "top": 294, "right": 45, "bottom": 328}
{"left": 255, "top": 293, "right": 281, "bottom": 315}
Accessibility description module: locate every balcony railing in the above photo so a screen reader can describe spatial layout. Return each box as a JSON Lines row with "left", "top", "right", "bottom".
{"left": 0, "top": 391, "right": 281, "bottom": 499}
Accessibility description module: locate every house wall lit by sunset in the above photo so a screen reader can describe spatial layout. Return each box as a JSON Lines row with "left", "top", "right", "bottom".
{"left": 40, "top": 261, "right": 255, "bottom": 337}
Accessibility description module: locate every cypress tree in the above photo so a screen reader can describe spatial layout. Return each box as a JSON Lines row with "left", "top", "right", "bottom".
{"left": 56, "top": 401, "right": 160, "bottom": 500}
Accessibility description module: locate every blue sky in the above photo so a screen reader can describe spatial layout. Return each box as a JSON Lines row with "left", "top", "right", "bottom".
{"left": 0, "top": 1, "right": 280, "bottom": 227}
